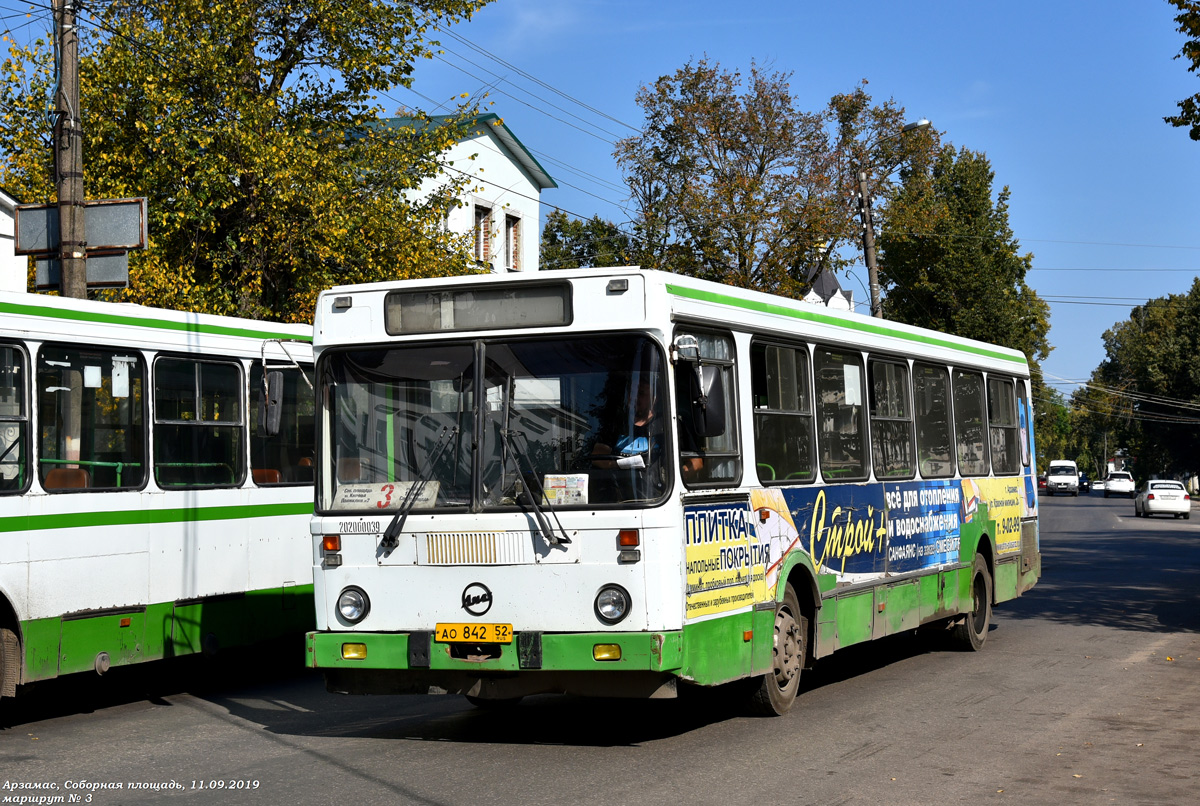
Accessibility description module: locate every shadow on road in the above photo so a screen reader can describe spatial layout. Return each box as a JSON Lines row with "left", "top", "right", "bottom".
{"left": 1004, "top": 495, "right": 1200, "bottom": 633}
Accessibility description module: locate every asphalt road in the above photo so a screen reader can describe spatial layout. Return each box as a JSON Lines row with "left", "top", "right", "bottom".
{"left": 2, "top": 492, "right": 1198, "bottom": 806}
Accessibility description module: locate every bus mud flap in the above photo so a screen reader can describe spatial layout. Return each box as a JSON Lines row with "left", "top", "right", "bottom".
{"left": 518, "top": 631, "right": 542, "bottom": 669}
{"left": 408, "top": 631, "right": 432, "bottom": 668}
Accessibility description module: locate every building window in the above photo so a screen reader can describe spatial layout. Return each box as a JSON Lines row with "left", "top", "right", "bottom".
{"left": 505, "top": 214, "right": 521, "bottom": 271}
{"left": 473, "top": 204, "right": 492, "bottom": 266}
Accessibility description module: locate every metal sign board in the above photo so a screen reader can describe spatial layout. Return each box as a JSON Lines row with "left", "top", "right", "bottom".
{"left": 15, "top": 198, "right": 149, "bottom": 255}
{"left": 35, "top": 253, "right": 130, "bottom": 290}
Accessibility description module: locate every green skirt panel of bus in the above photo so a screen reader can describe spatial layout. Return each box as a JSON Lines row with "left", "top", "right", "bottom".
{"left": 20, "top": 584, "right": 314, "bottom": 683}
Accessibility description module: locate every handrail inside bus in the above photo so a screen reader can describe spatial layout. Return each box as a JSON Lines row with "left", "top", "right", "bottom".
{"left": 41, "top": 457, "right": 142, "bottom": 488}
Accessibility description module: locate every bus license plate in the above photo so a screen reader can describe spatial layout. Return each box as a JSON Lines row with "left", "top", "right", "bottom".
{"left": 434, "top": 623, "right": 513, "bottom": 643}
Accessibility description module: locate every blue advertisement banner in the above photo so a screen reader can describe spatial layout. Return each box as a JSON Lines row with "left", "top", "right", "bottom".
{"left": 779, "top": 484, "right": 888, "bottom": 576}
{"left": 882, "top": 480, "right": 963, "bottom": 573}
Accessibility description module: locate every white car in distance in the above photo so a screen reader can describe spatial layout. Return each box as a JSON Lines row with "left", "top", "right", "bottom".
{"left": 1104, "top": 471, "right": 1136, "bottom": 499}
{"left": 1046, "top": 460, "right": 1079, "bottom": 496}
{"left": 1134, "top": 480, "right": 1191, "bottom": 519}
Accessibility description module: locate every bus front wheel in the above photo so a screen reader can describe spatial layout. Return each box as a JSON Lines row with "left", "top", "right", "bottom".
{"left": 750, "top": 583, "right": 806, "bottom": 716}
{"left": 952, "top": 555, "right": 992, "bottom": 651}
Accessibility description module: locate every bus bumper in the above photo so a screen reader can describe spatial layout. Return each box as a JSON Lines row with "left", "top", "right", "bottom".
{"left": 306, "top": 630, "right": 684, "bottom": 699}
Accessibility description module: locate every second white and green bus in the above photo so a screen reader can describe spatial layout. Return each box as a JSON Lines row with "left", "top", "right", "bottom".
{"left": 305, "top": 267, "right": 1040, "bottom": 714}
{"left": 0, "top": 290, "right": 315, "bottom": 707}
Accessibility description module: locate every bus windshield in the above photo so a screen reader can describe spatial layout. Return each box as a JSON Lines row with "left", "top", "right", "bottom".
{"left": 321, "top": 334, "right": 670, "bottom": 512}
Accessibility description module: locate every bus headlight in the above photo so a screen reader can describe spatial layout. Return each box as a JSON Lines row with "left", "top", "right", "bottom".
{"left": 338, "top": 587, "right": 370, "bottom": 623}
{"left": 594, "top": 584, "right": 630, "bottom": 625}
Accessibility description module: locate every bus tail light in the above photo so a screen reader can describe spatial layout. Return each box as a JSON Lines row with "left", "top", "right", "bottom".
{"left": 618, "top": 529, "right": 639, "bottom": 547}
{"left": 323, "top": 535, "right": 341, "bottom": 552}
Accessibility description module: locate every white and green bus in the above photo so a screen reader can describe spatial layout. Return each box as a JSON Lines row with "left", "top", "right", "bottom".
{"left": 306, "top": 268, "right": 1040, "bottom": 714}
{"left": 0, "top": 290, "right": 315, "bottom": 705}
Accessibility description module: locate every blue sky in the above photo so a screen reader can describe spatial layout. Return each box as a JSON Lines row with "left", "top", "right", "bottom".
{"left": 397, "top": 0, "right": 1200, "bottom": 400}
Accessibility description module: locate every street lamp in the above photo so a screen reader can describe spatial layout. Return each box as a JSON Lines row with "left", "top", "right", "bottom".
{"left": 859, "top": 119, "right": 931, "bottom": 319}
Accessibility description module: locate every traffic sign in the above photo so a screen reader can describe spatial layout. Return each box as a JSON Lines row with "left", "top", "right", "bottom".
{"left": 14, "top": 198, "right": 148, "bottom": 255}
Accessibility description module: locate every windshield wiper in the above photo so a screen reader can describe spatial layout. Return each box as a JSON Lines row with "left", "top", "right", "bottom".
{"left": 500, "top": 427, "right": 571, "bottom": 546}
{"left": 380, "top": 425, "right": 458, "bottom": 549}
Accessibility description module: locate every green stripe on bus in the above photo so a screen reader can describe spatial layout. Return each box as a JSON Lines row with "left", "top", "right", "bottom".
{"left": 665, "top": 284, "right": 1027, "bottom": 366}
{"left": 0, "top": 299, "right": 312, "bottom": 343}
{"left": 0, "top": 501, "right": 313, "bottom": 533}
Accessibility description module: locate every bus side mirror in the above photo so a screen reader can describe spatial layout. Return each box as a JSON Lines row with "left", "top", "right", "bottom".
{"left": 688, "top": 365, "right": 726, "bottom": 438}
{"left": 259, "top": 370, "right": 284, "bottom": 436}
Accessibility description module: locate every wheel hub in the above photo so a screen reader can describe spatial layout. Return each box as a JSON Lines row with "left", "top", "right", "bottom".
{"left": 774, "top": 610, "right": 801, "bottom": 684}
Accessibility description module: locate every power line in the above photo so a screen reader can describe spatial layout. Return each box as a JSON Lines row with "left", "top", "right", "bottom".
{"left": 435, "top": 27, "right": 639, "bottom": 133}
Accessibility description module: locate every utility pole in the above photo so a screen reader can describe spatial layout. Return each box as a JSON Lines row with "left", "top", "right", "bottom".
{"left": 857, "top": 169, "right": 882, "bottom": 319}
{"left": 53, "top": 0, "right": 86, "bottom": 299}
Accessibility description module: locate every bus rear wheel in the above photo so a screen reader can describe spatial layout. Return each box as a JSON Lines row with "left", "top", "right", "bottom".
{"left": 951, "top": 555, "right": 992, "bottom": 651}
{"left": 750, "top": 583, "right": 805, "bottom": 716}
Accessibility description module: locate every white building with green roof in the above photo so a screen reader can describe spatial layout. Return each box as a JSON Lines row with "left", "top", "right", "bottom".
{"left": 384, "top": 113, "right": 557, "bottom": 273}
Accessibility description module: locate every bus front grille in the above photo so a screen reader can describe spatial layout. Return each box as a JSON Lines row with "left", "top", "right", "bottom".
{"left": 422, "top": 532, "right": 528, "bottom": 565}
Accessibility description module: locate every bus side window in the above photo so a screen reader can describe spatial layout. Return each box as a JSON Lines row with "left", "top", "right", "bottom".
{"left": 952, "top": 370, "right": 989, "bottom": 477}
{"left": 37, "top": 345, "right": 146, "bottom": 492}
{"left": 814, "top": 347, "right": 868, "bottom": 482}
{"left": 1016, "top": 382, "right": 1032, "bottom": 469}
{"left": 154, "top": 357, "right": 243, "bottom": 488}
{"left": 914, "top": 363, "right": 955, "bottom": 479}
{"left": 251, "top": 364, "right": 315, "bottom": 484}
{"left": 987, "top": 376, "right": 1019, "bottom": 475}
{"left": 750, "top": 341, "right": 814, "bottom": 484}
{"left": 0, "top": 343, "right": 28, "bottom": 493}
{"left": 868, "top": 358, "right": 915, "bottom": 479}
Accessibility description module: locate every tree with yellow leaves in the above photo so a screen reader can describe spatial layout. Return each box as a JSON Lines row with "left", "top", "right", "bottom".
{"left": 1, "top": 0, "right": 490, "bottom": 322}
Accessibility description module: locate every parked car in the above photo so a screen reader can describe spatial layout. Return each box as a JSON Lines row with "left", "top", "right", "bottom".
{"left": 1047, "top": 460, "right": 1079, "bottom": 496}
{"left": 1134, "top": 480, "right": 1191, "bottom": 519}
{"left": 1079, "top": 473, "right": 1091, "bottom": 493}
{"left": 1104, "top": 471, "right": 1136, "bottom": 498}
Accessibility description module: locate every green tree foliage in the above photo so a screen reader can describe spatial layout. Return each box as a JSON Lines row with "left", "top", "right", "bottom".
{"left": 0, "top": 0, "right": 490, "bottom": 321}
{"left": 877, "top": 145, "right": 1050, "bottom": 365}
{"left": 1166, "top": 0, "right": 1200, "bottom": 139}
{"left": 1080, "top": 280, "right": 1200, "bottom": 479}
{"left": 539, "top": 210, "right": 634, "bottom": 270}
{"left": 614, "top": 59, "right": 928, "bottom": 298}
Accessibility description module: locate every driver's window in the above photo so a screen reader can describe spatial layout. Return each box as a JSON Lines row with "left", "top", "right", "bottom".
{"left": 674, "top": 329, "right": 740, "bottom": 486}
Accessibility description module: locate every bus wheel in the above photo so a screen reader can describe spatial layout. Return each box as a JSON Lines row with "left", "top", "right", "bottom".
{"left": 952, "top": 555, "right": 992, "bottom": 651}
{"left": 750, "top": 583, "right": 805, "bottom": 716}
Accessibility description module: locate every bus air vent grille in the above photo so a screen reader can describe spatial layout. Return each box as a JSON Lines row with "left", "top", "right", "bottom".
{"left": 422, "top": 532, "right": 527, "bottom": 565}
